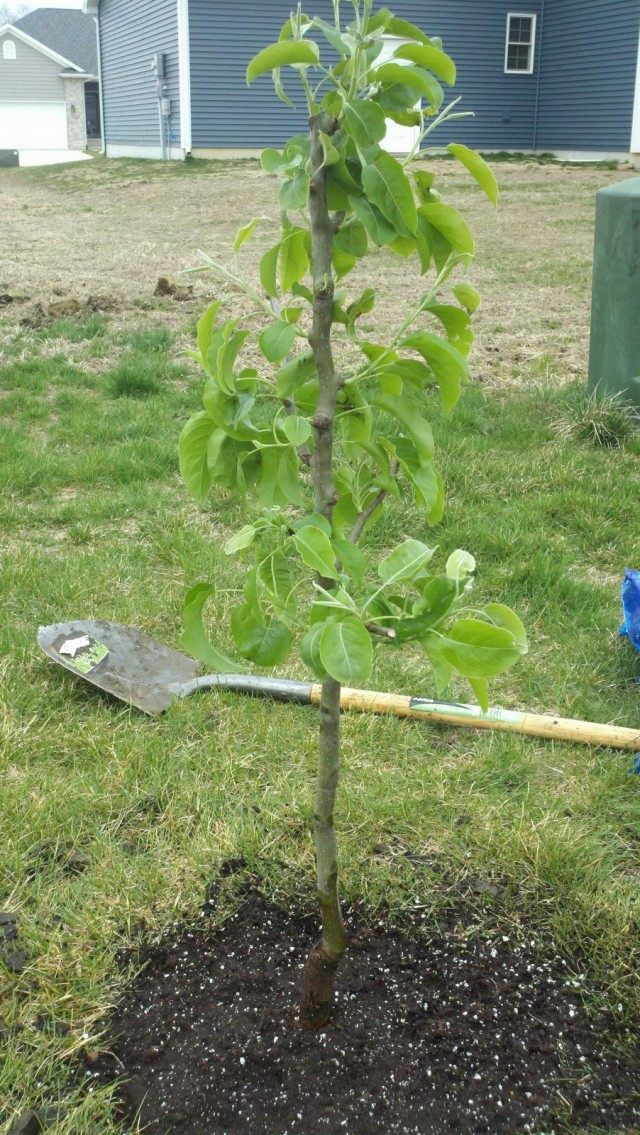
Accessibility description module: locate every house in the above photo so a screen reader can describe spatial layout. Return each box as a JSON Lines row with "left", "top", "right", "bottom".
{"left": 0, "top": 7, "right": 100, "bottom": 155}
{"left": 84, "top": 0, "right": 640, "bottom": 161}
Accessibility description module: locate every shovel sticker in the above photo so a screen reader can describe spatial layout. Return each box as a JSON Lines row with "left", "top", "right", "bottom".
{"left": 57, "top": 637, "right": 109, "bottom": 674}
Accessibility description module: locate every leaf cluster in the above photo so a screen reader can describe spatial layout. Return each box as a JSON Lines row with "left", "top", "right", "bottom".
{"left": 178, "top": 2, "right": 526, "bottom": 708}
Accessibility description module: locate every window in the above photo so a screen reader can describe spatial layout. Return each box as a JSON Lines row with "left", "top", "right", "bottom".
{"left": 504, "top": 13, "right": 536, "bottom": 74}
{"left": 2, "top": 39, "right": 17, "bottom": 60}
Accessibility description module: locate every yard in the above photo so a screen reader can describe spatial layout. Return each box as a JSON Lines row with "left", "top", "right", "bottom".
{"left": 1, "top": 155, "right": 640, "bottom": 1134}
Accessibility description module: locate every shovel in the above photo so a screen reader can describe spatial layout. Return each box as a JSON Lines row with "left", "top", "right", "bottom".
{"left": 38, "top": 620, "right": 640, "bottom": 751}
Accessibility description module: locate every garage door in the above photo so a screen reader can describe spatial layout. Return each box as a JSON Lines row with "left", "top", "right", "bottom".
{"left": 0, "top": 103, "right": 67, "bottom": 150}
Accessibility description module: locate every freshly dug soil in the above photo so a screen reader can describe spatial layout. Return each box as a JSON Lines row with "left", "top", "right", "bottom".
{"left": 93, "top": 888, "right": 639, "bottom": 1135}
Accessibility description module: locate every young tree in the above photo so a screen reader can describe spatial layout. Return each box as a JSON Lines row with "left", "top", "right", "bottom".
{"left": 179, "top": 1, "right": 527, "bottom": 1029}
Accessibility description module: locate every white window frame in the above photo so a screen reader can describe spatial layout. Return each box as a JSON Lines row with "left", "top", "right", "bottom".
{"left": 2, "top": 39, "right": 17, "bottom": 60}
{"left": 504, "top": 12, "right": 537, "bottom": 75}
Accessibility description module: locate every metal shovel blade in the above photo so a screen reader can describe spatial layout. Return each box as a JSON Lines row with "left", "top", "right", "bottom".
{"left": 38, "top": 620, "right": 202, "bottom": 714}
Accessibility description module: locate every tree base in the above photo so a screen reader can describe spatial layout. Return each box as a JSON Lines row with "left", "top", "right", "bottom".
{"left": 299, "top": 939, "right": 345, "bottom": 1029}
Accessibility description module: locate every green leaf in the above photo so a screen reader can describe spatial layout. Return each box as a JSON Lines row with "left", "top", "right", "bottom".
{"left": 419, "top": 201, "right": 474, "bottom": 255}
{"left": 197, "top": 300, "right": 222, "bottom": 363}
{"left": 178, "top": 412, "right": 216, "bottom": 504}
{"left": 208, "top": 430, "right": 257, "bottom": 491}
{"left": 332, "top": 244, "right": 357, "bottom": 281}
{"left": 294, "top": 525, "right": 340, "bottom": 580}
{"left": 381, "top": 15, "right": 432, "bottom": 45}
{"left": 394, "top": 438, "right": 440, "bottom": 515}
{"left": 421, "top": 633, "right": 455, "bottom": 694}
{"left": 257, "top": 549, "right": 295, "bottom": 614}
{"left": 375, "top": 62, "right": 443, "bottom": 108}
{"left": 276, "top": 350, "right": 316, "bottom": 398}
{"left": 231, "top": 604, "right": 292, "bottom": 666}
{"left": 346, "top": 287, "right": 375, "bottom": 339}
{"left": 273, "top": 69, "right": 295, "bottom": 110}
{"left": 344, "top": 98, "right": 387, "bottom": 153}
{"left": 224, "top": 524, "right": 257, "bottom": 555}
{"left": 417, "top": 213, "right": 454, "bottom": 272}
{"left": 213, "top": 324, "right": 250, "bottom": 395}
{"left": 182, "top": 583, "right": 246, "bottom": 672}
{"left": 438, "top": 619, "right": 525, "bottom": 680}
{"left": 374, "top": 81, "right": 423, "bottom": 117}
{"left": 348, "top": 194, "right": 397, "bottom": 247}
{"left": 332, "top": 535, "right": 367, "bottom": 584}
{"left": 279, "top": 227, "right": 310, "bottom": 293}
{"left": 260, "top": 243, "right": 280, "bottom": 297}
{"left": 319, "top": 130, "right": 340, "bottom": 167}
{"left": 374, "top": 393, "right": 434, "bottom": 461}
{"left": 401, "top": 331, "right": 469, "bottom": 413}
{"left": 279, "top": 169, "right": 310, "bottom": 212}
{"left": 393, "top": 42, "right": 456, "bottom": 85}
{"left": 233, "top": 218, "right": 259, "bottom": 252}
{"left": 365, "top": 7, "right": 393, "bottom": 33}
{"left": 261, "top": 148, "right": 287, "bottom": 173}
{"left": 389, "top": 358, "right": 432, "bottom": 389}
{"left": 362, "top": 151, "right": 417, "bottom": 238}
{"left": 283, "top": 414, "right": 312, "bottom": 446}
{"left": 447, "top": 144, "right": 499, "bottom": 205}
{"left": 291, "top": 512, "right": 331, "bottom": 536}
{"left": 394, "top": 576, "right": 457, "bottom": 641}
{"left": 300, "top": 620, "right": 329, "bottom": 678}
{"left": 484, "top": 603, "right": 528, "bottom": 650}
{"left": 246, "top": 41, "right": 319, "bottom": 84}
{"left": 389, "top": 234, "right": 416, "bottom": 258}
{"left": 334, "top": 221, "right": 368, "bottom": 259}
{"left": 203, "top": 389, "right": 258, "bottom": 441}
{"left": 446, "top": 548, "right": 476, "bottom": 581}
{"left": 378, "top": 538, "right": 436, "bottom": 586}
{"left": 312, "top": 16, "right": 352, "bottom": 55}
{"left": 424, "top": 302, "right": 473, "bottom": 356}
{"left": 259, "top": 320, "right": 297, "bottom": 363}
{"left": 257, "top": 445, "right": 302, "bottom": 508}
{"left": 319, "top": 617, "right": 373, "bottom": 684}
{"left": 453, "top": 283, "right": 480, "bottom": 314}
{"left": 467, "top": 675, "right": 490, "bottom": 712}
{"left": 325, "top": 157, "right": 361, "bottom": 210}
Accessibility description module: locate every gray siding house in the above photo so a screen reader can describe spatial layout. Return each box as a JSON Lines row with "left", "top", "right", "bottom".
{"left": 85, "top": 0, "right": 640, "bottom": 160}
{"left": 0, "top": 9, "right": 100, "bottom": 152}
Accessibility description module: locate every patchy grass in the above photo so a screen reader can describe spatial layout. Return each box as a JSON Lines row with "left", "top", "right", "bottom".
{"left": 1, "top": 304, "right": 639, "bottom": 1132}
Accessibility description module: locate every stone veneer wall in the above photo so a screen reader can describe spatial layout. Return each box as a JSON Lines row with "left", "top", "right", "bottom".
{"left": 64, "top": 77, "right": 88, "bottom": 150}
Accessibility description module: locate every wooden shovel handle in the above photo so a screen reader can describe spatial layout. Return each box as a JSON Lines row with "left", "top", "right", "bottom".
{"left": 309, "top": 685, "right": 640, "bottom": 751}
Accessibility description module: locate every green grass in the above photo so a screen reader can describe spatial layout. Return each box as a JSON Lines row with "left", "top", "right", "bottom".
{"left": 1, "top": 307, "right": 640, "bottom": 1128}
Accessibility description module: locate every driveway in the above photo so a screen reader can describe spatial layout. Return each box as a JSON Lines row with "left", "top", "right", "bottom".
{"left": 18, "top": 149, "right": 93, "bottom": 168}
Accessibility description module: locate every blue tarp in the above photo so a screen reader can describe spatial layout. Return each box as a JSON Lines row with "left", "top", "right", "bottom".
{"left": 620, "top": 569, "right": 640, "bottom": 659}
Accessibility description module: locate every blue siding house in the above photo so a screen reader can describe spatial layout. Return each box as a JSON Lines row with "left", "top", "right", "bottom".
{"left": 84, "top": 0, "right": 640, "bottom": 160}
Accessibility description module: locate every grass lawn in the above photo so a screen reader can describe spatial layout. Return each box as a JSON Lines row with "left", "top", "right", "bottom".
{"left": 1, "top": 156, "right": 640, "bottom": 1133}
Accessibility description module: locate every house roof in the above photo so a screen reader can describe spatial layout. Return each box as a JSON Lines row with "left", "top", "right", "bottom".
{"left": 13, "top": 7, "right": 97, "bottom": 75}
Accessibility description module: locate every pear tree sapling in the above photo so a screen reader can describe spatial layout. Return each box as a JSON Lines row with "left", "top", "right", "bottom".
{"left": 178, "top": 0, "right": 528, "bottom": 1029}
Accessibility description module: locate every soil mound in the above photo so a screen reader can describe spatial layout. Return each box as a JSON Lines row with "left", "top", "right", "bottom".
{"left": 93, "top": 890, "right": 639, "bottom": 1134}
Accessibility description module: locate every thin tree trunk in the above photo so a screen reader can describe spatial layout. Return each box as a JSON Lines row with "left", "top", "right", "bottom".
{"left": 299, "top": 112, "right": 347, "bottom": 1030}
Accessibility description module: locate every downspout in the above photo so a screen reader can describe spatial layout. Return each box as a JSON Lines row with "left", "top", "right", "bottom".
{"left": 532, "top": 0, "right": 545, "bottom": 152}
{"left": 177, "top": 0, "right": 192, "bottom": 157}
{"left": 93, "top": 13, "right": 106, "bottom": 154}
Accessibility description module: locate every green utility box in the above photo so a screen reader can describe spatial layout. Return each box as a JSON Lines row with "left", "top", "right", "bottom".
{"left": 588, "top": 176, "right": 640, "bottom": 408}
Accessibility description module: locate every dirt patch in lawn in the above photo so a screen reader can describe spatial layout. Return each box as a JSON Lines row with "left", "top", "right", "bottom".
{"left": 92, "top": 883, "right": 639, "bottom": 1135}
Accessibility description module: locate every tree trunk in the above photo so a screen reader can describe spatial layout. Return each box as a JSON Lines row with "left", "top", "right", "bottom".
{"left": 299, "top": 112, "right": 347, "bottom": 1030}
{"left": 299, "top": 676, "right": 346, "bottom": 1028}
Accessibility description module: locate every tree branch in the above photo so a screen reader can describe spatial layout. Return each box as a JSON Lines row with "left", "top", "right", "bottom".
{"left": 351, "top": 461, "right": 399, "bottom": 543}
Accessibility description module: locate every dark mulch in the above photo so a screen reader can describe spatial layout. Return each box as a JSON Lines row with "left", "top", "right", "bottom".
{"left": 92, "top": 887, "right": 639, "bottom": 1135}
